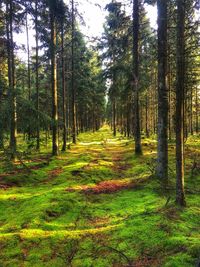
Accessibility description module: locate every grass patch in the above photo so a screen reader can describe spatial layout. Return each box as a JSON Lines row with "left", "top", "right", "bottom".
{"left": 0, "top": 126, "right": 199, "bottom": 266}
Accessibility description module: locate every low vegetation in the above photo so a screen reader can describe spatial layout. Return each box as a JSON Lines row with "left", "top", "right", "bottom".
{"left": 0, "top": 126, "right": 199, "bottom": 267}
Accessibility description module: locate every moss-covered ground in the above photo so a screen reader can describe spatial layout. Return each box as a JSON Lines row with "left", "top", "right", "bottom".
{"left": 0, "top": 126, "right": 199, "bottom": 266}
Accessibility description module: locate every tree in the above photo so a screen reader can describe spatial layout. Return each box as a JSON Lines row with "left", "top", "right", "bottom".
{"left": 0, "top": 2, "right": 7, "bottom": 149}
{"left": 157, "top": 0, "right": 168, "bottom": 186}
{"left": 25, "top": 7, "right": 31, "bottom": 140}
{"left": 61, "top": 5, "right": 67, "bottom": 151}
{"left": 132, "top": 0, "right": 142, "bottom": 155}
{"left": 35, "top": 0, "right": 40, "bottom": 150}
{"left": 49, "top": 0, "right": 59, "bottom": 155}
{"left": 6, "top": 0, "right": 17, "bottom": 159}
{"left": 175, "top": 0, "right": 186, "bottom": 206}
{"left": 71, "top": 0, "right": 76, "bottom": 144}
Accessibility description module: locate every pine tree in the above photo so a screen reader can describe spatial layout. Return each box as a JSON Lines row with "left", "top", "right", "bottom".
{"left": 49, "top": 0, "right": 59, "bottom": 155}
{"left": 71, "top": 0, "right": 77, "bottom": 144}
{"left": 6, "top": 0, "right": 17, "bottom": 159}
{"left": 175, "top": 0, "right": 186, "bottom": 206}
{"left": 157, "top": 0, "right": 168, "bottom": 186}
{"left": 132, "top": 0, "right": 142, "bottom": 155}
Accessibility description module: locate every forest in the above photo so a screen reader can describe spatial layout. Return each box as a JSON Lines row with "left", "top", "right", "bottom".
{"left": 0, "top": 0, "right": 199, "bottom": 266}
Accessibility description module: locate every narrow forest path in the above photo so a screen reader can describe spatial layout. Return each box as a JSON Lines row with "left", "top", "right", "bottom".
{"left": 0, "top": 126, "right": 199, "bottom": 267}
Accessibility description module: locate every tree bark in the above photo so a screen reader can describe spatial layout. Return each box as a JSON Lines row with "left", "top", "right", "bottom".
{"left": 157, "top": 0, "right": 168, "bottom": 185}
{"left": 145, "top": 92, "right": 149, "bottom": 138}
{"left": 113, "top": 99, "right": 116, "bottom": 136}
{"left": 132, "top": 0, "right": 142, "bottom": 155}
{"left": 61, "top": 21, "right": 67, "bottom": 151}
{"left": 0, "top": 92, "right": 4, "bottom": 148}
{"left": 35, "top": 0, "right": 40, "bottom": 150}
{"left": 26, "top": 11, "right": 31, "bottom": 140}
{"left": 6, "top": 0, "right": 17, "bottom": 159}
{"left": 71, "top": 0, "right": 76, "bottom": 144}
{"left": 190, "top": 90, "right": 193, "bottom": 135}
{"left": 176, "top": 0, "right": 186, "bottom": 206}
{"left": 168, "top": 67, "right": 172, "bottom": 140}
{"left": 50, "top": 7, "right": 59, "bottom": 155}
{"left": 195, "top": 87, "right": 199, "bottom": 133}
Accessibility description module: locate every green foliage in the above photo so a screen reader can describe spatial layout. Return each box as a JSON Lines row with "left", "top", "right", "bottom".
{"left": 0, "top": 127, "right": 199, "bottom": 266}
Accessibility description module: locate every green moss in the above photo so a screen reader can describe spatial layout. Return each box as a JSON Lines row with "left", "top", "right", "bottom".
{"left": 163, "top": 253, "right": 195, "bottom": 267}
{"left": 0, "top": 127, "right": 199, "bottom": 266}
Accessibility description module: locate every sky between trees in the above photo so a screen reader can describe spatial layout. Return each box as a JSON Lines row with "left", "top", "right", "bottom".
{"left": 15, "top": 0, "right": 157, "bottom": 61}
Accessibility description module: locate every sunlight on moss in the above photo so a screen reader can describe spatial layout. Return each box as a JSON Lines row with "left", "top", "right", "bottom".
{"left": 0, "top": 127, "right": 199, "bottom": 267}
{"left": 0, "top": 192, "right": 42, "bottom": 200}
{"left": 79, "top": 141, "right": 103, "bottom": 145}
{"left": 62, "top": 161, "right": 89, "bottom": 170}
{"left": 0, "top": 224, "right": 123, "bottom": 239}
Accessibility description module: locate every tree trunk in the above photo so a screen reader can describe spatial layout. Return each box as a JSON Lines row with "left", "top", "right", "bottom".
{"left": 61, "top": 22, "right": 67, "bottom": 151}
{"left": 176, "top": 0, "right": 186, "bottom": 206}
{"left": 35, "top": 0, "right": 40, "bottom": 150}
{"left": 50, "top": 8, "right": 59, "bottom": 155}
{"left": 71, "top": 0, "right": 76, "bottom": 144}
{"left": 132, "top": 0, "right": 142, "bottom": 155}
{"left": 145, "top": 93, "right": 149, "bottom": 138}
{"left": 190, "top": 90, "right": 193, "bottom": 135}
{"left": 195, "top": 87, "right": 199, "bottom": 133}
{"left": 113, "top": 99, "right": 116, "bottom": 137}
{"left": 26, "top": 11, "right": 31, "bottom": 140}
{"left": 157, "top": 0, "right": 168, "bottom": 185}
{"left": 0, "top": 94, "right": 4, "bottom": 149}
{"left": 168, "top": 67, "right": 172, "bottom": 140}
{"left": 127, "top": 101, "right": 130, "bottom": 138}
{"left": 6, "top": 0, "right": 17, "bottom": 160}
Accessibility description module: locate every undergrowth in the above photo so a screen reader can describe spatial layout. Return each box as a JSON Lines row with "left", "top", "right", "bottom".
{"left": 0, "top": 126, "right": 199, "bottom": 267}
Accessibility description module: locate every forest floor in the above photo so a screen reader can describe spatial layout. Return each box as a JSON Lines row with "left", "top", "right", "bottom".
{"left": 0, "top": 126, "right": 199, "bottom": 267}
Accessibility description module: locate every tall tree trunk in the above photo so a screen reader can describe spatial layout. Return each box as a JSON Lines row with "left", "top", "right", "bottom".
{"left": 26, "top": 11, "right": 31, "bottom": 140}
{"left": 127, "top": 101, "right": 130, "bottom": 138}
{"left": 132, "top": 0, "right": 142, "bottom": 155}
{"left": 35, "top": 0, "right": 40, "bottom": 150}
{"left": 71, "top": 0, "right": 76, "bottom": 144}
{"left": 157, "top": 0, "right": 168, "bottom": 185}
{"left": 190, "top": 90, "right": 193, "bottom": 135}
{"left": 113, "top": 99, "right": 116, "bottom": 136}
{"left": 67, "top": 66, "right": 70, "bottom": 140}
{"left": 61, "top": 22, "right": 67, "bottom": 151}
{"left": 0, "top": 94, "right": 4, "bottom": 149}
{"left": 50, "top": 8, "right": 58, "bottom": 155}
{"left": 184, "top": 96, "right": 188, "bottom": 139}
{"left": 145, "top": 93, "right": 149, "bottom": 138}
{"left": 154, "top": 72, "right": 157, "bottom": 135}
{"left": 168, "top": 67, "right": 172, "bottom": 140}
{"left": 76, "top": 103, "right": 79, "bottom": 135}
{"left": 195, "top": 87, "right": 199, "bottom": 133}
{"left": 176, "top": 0, "right": 186, "bottom": 206}
{"left": 6, "top": 0, "right": 17, "bottom": 159}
